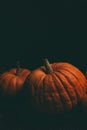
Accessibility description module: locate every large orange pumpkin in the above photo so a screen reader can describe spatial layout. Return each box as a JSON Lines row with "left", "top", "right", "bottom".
{"left": 25, "top": 59, "right": 87, "bottom": 114}
{"left": 0, "top": 62, "right": 31, "bottom": 96}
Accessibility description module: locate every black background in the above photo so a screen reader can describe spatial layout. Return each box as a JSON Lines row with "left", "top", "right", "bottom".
{"left": 0, "top": 1, "right": 87, "bottom": 129}
{"left": 0, "top": 1, "right": 87, "bottom": 73}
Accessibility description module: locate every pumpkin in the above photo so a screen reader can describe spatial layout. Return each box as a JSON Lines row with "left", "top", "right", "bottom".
{"left": 25, "top": 59, "right": 87, "bottom": 114}
{"left": 0, "top": 61, "right": 31, "bottom": 96}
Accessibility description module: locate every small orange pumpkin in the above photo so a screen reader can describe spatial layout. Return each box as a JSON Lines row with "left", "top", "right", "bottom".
{"left": 0, "top": 61, "right": 31, "bottom": 96}
{"left": 25, "top": 59, "right": 87, "bottom": 114}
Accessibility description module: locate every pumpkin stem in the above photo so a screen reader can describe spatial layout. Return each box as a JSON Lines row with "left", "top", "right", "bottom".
{"left": 16, "top": 61, "right": 20, "bottom": 76}
{"left": 44, "top": 58, "right": 53, "bottom": 74}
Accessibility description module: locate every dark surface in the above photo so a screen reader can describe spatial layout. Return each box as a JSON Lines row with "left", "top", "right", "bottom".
{"left": 0, "top": 102, "right": 87, "bottom": 130}
{"left": 0, "top": 1, "right": 87, "bottom": 129}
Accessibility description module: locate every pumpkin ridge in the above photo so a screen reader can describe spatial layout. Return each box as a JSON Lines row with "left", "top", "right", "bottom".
{"left": 15, "top": 77, "right": 23, "bottom": 94}
{"left": 9, "top": 77, "right": 17, "bottom": 94}
{"left": 33, "top": 79, "right": 44, "bottom": 110}
{"left": 58, "top": 70, "right": 82, "bottom": 101}
{"left": 20, "top": 69, "right": 30, "bottom": 77}
{"left": 48, "top": 75, "right": 59, "bottom": 112}
{"left": 42, "top": 76, "right": 60, "bottom": 112}
{"left": 4, "top": 76, "right": 14, "bottom": 95}
{"left": 54, "top": 72, "right": 72, "bottom": 103}
{"left": 0, "top": 77, "right": 9, "bottom": 95}
{"left": 54, "top": 72, "right": 77, "bottom": 106}
{"left": 0, "top": 73, "right": 13, "bottom": 82}
{"left": 0, "top": 74, "right": 14, "bottom": 88}
{"left": 41, "top": 76, "right": 57, "bottom": 112}
{"left": 53, "top": 63, "right": 86, "bottom": 87}
{"left": 32, "top": 76, "right": 46, "bottom": 105}
{"left": 49, "top": 75, "right": 64, "bottom": 112}
{"left": 0, "top": 74, "right": 8, "bottom": 87}
{"left": 59, "top": 69, "right": 85, "bottom": 95}
{"left": 38, "top": 76, "right": 46, "bottom": 105}
{"left": 57, "top": 67, "right": 86, "bottom": 92}
{"left": 38, "top": 76, "right": 45, "bottom": 96}
{"left": 51, "top": 73, "right": 72, "bottom": 111}
{"left": 52, "top": 75, "right": 70, "bottom": 109}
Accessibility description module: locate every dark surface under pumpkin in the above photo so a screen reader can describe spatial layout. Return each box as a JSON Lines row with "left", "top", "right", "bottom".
{"left": 0, "top": 103, "right": 87, "bottom": 130}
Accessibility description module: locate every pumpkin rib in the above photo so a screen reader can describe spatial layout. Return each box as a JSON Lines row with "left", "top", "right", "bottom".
{"left": 53, "top": 63, "right": 86, "bottom": 87}
{"left": 38, "top": 76, "right": 46, "bottom": 105}
{"left": 59, "top": 69, "right": 85, "bottom": 95}
{"left": 43, "top": 75, "right": 57, "bottom": 112}
{"left": 0, "top": 73, "right": 13, "bottom": 83}
{"left": 33, "top": 77, "right": 46, "bottom": 111}
{"left": 50, "top": 74, "right": 65, "bottom": 111}
{"left": 43, "top": 76, "right": 54, "bottom": 112}
{"left": 0, "top": 77, "right": 8, "bottom": 95}
{"left": 53, "top": 72, "right": 72, "bottom": 105}
{"left": 3, "top": 76, "right": 14, "bottom": 95}
{"left": 54, "top": 72, "right": 77, "bottom": 106}
{"left": 56, "top": 66, "right": 86, "bottom": 92}
{"left": 29, "top": 78, "right": 43, "bottom": 106}
{"left": 33, "top": 78, "right": 43, "bottom": 105}
{"left": 51, "top": 73, "right": 72, "bottom": 111}
{"left": 6, "top": 76, "right": 16, "bottom": 95}
{"left": 42, "top": 75, "right": 63, "bottom": 113}
{"left": 15, "top": 77, "right": 23, "bottom": 93}
{"left": 20, "top": 69, "right": 30, "bottom": 78}
{"left": 0, "top": 74, "right": 14, "bottom": 89}
{"left": 36, "top": 76, "right": 44, "bottom": 104}
{"left": 48, "top": 75, "right": 64, "bottom": 112}
{"left": 68, "top": 67, "right": 85, "bottom": 88}
{"left": 21, "top": 69, "right": 29, "bottom": 75}
{"left": 42, "top": 73, "right": 70, "bottom": 112}
{"left": 8, "top": 77, "right": 17, "bottom": 94}
{"left": 38, "top": 76, "right": 50, "bottom": 112}
{"left": 58, "top": 70, "right": 83, "bottom": 101}
{"left": 28, "top": 70, "right": 46, "bottom": 105}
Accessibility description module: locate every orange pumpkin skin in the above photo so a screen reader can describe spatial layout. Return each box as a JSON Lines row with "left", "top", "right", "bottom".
{"left": 25, "top": 60, "right": 87, "bottom": 114}
{"left": 0, "top": 68, "right": 31, "bottom": 96}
